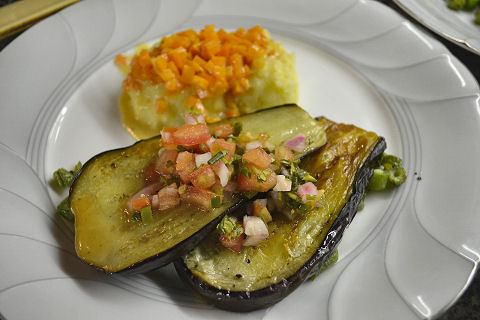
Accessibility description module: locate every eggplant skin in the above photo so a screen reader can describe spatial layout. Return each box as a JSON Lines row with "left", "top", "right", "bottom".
{"left": 174, "top": 130, "right": 386, "bottom": 312}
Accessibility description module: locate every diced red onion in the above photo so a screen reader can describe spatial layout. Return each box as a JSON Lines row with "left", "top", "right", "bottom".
{"left": 127, "top": 182, "right": 164, "bottom": 211}
{"left": 243, "top": 215, "right": 269, "bottom": 246}
{"left": 297, "top": 182, "right": 318, "bottom": 202}
{"left": 184, "top": 112, "right": 205, "bottom": 125}
{"left": 213, "top": 160, "right": 229, "bottom": 187}
{"left": 206, "top": 137, "right": 216, "bottom": 150}
{"left": 273, "top": 175, "right": 292, "bottom": 191}
{"left": 245, "top": 140, "right": 262, "bottom": 150}
{"left": 283, "top": 134, "right": 306, "bottom": 153}
{"left": 195, "top": 152, "right": 211, "bottom": 167}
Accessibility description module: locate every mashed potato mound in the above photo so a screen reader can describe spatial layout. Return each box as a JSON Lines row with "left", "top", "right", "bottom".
{"left": 116, "top": 26, "right": 298, "bottom": 140}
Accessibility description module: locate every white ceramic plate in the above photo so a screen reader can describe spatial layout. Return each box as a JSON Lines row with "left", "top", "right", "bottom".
{"left": 1, "top": 0, "right": 480, "bottom": 319}
{"left": 394, "top": 0, "right": 480, "bottom": 55}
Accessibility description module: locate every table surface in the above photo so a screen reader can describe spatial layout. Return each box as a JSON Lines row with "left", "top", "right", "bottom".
{"left": 0, "top": 0, "right": 479, "bottom": 319}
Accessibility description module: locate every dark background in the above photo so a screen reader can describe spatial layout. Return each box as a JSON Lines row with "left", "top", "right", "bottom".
{"left": 0, "top": 0, "right": 478, "bottom": 319}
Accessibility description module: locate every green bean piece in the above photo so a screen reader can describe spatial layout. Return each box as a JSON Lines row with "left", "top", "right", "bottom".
{"left": 368, "top": 169, "right": 389, "bottom": 191}
{"left": 140, "top": 206, "right": 153, "bottom": 223}
{"left": 388, "top": 166, "right": 407, "bottom": 186}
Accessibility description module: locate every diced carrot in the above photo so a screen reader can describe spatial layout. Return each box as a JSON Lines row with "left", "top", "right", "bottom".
{"left": 192, "top": 75, "right": 209, "bottom": 90}
{"left": 122, "top": 25, "right": 276, "bottom": 108}
{"left": 185, "top": 95, "right": 199, "bottom": 109}
{"left": 181, "top": 64, "right": 195, "bottom": 85}
{"left": 155, "top": 98, "right": 169, "bottom": 114}
{"left": 115, "top": 54, "right": 128, "bottom": 67}
{"left": 132, "top": 197, "right": 150, "bottom": 211}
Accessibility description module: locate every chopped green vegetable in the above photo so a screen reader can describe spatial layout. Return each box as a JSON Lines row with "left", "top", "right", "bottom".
{"left": 208, "top": 150, "right": 229, "bottom": 165}
{"left": 309, "top": 250, "right": 338, "bottom": 280}
{"left": 367, "top": 153, "right": 406, "bottom": 191}
{"left": 57, "top": 197, "right": 74, "bottom": 222}
{"left": 389, "top": 166, "right": 407, "bottom": 186}
{"left": 52, "top": 161, "right": 82, "bottom": 189}
{"left": 217, "top": 215, "right": 244, "bottom": 238}
{"left": 140, "top": 206, "right": 153, "bottom": 223}
{"left": 211, "top": 196, "right": 222, "bottom": 208}
{"left": 368, "top": 169, "right": 389, "bottom": 191}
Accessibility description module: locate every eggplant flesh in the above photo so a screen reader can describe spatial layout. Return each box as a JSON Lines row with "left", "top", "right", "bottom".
{"left": 174, "top": 117, "right": 386, "bottom": 311}
{"left": 69, "top": 105, "right": 327, "bottom": 274}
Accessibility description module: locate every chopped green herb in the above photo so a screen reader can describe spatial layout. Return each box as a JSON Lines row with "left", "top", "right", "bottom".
{"left": 208, "top": 150, "right": 229, "bottom": 165}
{"left": 239, "top": 165, "right": 252, "bottom": 178}
{"left": 251, "top": 166, "right": 271, "bottom": 182}
{"left": 176, "top": 145, "right": 188, "bottom": 152}
{"left": 57, "top": 197, "right": 74, "bottom": 222}
{"left": 140, "top": 206, "right": 153, "bottom": 223}
{"left": 211, "top": 196, "right": 222, "bottom": 208}
{"left": 217, "top": 215, "right": 244, "bottom": 238}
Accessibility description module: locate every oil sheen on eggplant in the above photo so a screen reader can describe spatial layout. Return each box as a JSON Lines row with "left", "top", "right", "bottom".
{"left": 69, "top": 105, "right": 327, "bottom": 274}
{"left": 174, "top": 117, "right": 386, "bottom": 311}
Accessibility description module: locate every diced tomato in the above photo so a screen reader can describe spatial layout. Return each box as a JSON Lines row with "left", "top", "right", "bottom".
{"left": 131, "top": 197, "right": 150, "bottom": 211}
{"left": 180, "top": 185, "right": 220, "bottom": 210}
{"left": 145, "top": 163, "right": 161, "bottom": 182}
{"left": 242, "top": 147, "right": 273, "bottom": 170}
{"left": 213, "top": 124, "right": 234, "bottom": 138}
{"left": 176, "top": 151, "right": 196, "bottom": 183}
{"left": 219, "top": 233, "right": 245, "bottom": 252}
{"left": 156, "top": 183, "right": 180, "bottom": 211}
{"left": 210, "top": 138, "right": 236, "bottom": 161}
{"left": 237, "top": 168, "right": 277, "bottom": 192}
{"left": 190, "top": 165, "right": 216, "bottom": 189}
{"left": 161, "top": 127, "right": 178, "bottom": 150}
{"left": 155, "top": 149, "right": 178, "bottom": 175}
{"left": 172, "top": 123, "right": 211, "bottom": 146}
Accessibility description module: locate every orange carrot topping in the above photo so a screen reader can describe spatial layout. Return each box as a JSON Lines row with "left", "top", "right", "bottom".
{"left": 121, "top": 25, "right": 275, "bottom": 107}
{"left": 155, "top": 98, "right": 169, "bottom": 114}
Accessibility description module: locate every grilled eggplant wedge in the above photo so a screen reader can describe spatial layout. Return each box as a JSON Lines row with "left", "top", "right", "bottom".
{"left": 174, "top": 117, "right": 386, "bottom": 311}
{"left": 69, "top": 105, "right": 327, "bottom": 274}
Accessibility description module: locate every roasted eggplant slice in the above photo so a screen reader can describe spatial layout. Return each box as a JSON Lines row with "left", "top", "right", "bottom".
{"left": 69, "top": 105, "right": 327, "bottom": 274}
{"left": 174, "top": 117, "right": 386, "bottom": 311}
